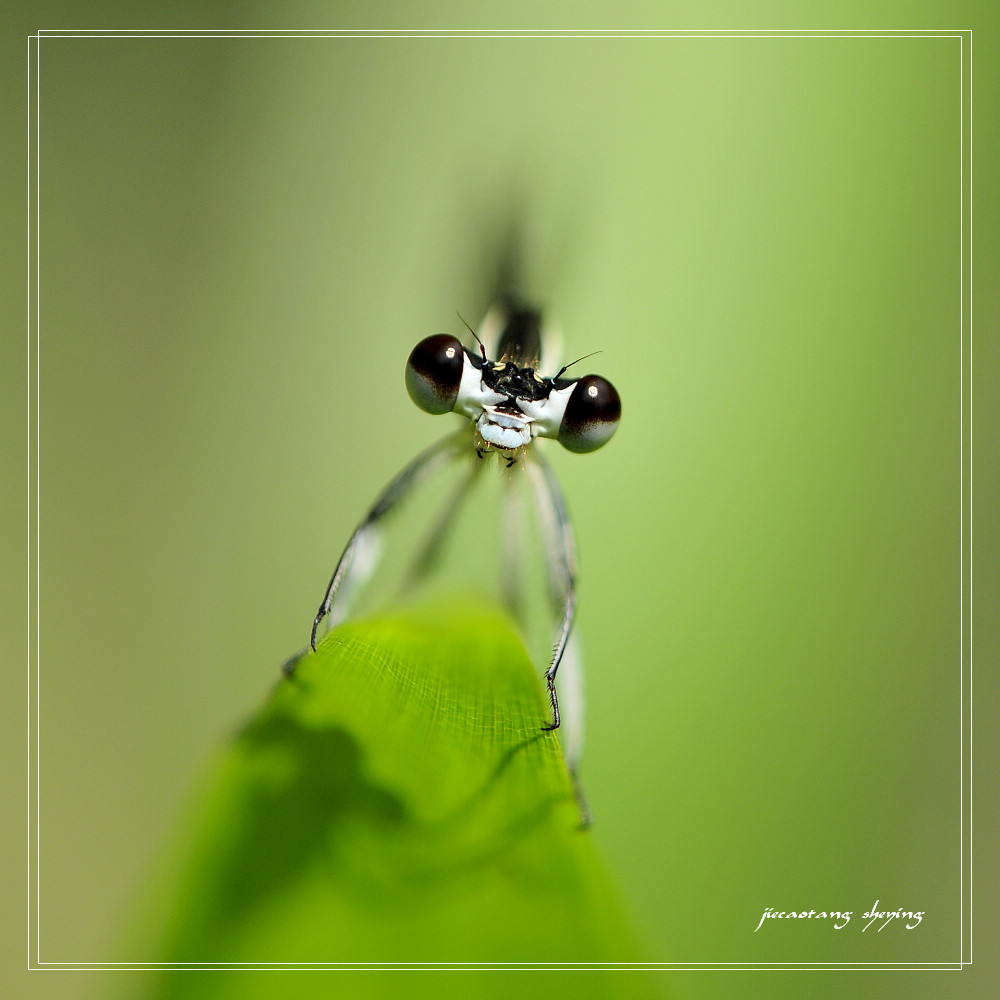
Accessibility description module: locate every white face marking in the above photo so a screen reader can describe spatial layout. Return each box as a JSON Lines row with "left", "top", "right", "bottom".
{"left": 478, "top": 422, "right": 530, "bottom": 450}
{"left": 454, "top": 353, "right": 505, "bottom": 420}
{"left": 518, "top": 384, "right": 574, "bottom": 440}
{"left": 477, "top": 406, "right": 532, "bottom": 450}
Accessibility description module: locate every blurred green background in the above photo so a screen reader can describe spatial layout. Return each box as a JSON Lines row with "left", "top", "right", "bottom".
{"left": 8, "top": 6, "right": 994, "bottom": 1000}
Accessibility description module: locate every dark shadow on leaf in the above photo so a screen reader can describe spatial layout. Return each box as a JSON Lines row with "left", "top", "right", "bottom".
{"left": 189, "top": 714, "right": 405, "bottom": 941}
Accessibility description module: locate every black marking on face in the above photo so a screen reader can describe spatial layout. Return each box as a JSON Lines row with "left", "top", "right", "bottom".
{"left": 481, "top": 360, "right": 554, "bottom": 405}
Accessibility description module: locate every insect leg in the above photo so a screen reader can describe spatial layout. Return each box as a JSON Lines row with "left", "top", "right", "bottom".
{"left": 310, "top": 430, "right": 466, "bottom": 650}
{"left": 524, "top": 452, "right": 578, "bottom": 733}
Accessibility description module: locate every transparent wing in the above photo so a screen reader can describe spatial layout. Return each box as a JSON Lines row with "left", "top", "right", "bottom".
{"left": 311, "top": 429, "right": 473, "bottom": 646}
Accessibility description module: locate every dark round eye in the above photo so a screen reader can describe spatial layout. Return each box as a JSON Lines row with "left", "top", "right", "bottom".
{"left": 558, "top": 375, "right": 621, "bottom": 453}
{"left": 405, "top": 334, "right": 465, "bottom": 414}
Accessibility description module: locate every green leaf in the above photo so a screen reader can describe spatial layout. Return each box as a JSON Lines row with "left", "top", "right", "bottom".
{"left": 131, "top": 598, "right": 649, "bottom": 995}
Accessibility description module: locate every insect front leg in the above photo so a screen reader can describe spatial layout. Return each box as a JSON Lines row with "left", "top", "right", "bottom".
{"left": 524, "top": 452, "right": 579, "bottom": 734}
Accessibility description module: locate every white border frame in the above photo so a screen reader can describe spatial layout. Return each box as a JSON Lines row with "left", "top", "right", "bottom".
{"left": 26, "top": 27, "right": 973, "bottom": 974}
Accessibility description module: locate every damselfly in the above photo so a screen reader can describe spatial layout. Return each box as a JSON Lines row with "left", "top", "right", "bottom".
{"left": 310, "top": 299, "right": 620, "bottom": 751}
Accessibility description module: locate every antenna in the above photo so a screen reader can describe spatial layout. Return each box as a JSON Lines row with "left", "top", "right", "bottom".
{"left": 554, "top": 350, "right": 602, "bottom": 380}
{"left": 456, "top": 311, "right": 487, "bottom": 359}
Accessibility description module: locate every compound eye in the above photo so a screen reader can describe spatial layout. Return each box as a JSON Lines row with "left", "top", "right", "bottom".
{"left": 405, "top": 334, "right": 465, "bottom": 414}
{"left": 557, "top": 375, "right": 621, "bottom": 453}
